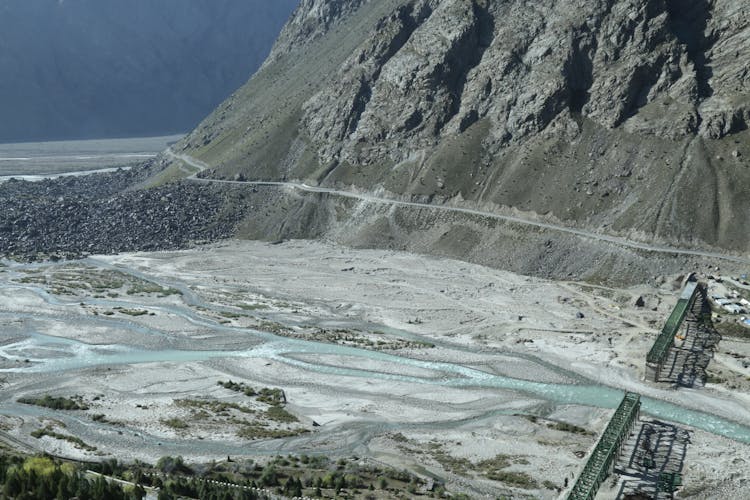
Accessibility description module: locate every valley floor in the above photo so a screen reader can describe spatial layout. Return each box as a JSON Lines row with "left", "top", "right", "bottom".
{"left": 0, "top": 239, "right": 748, "bottom": 498}
{"left": 0, "top": 134, "right": 183, "bottom": 178}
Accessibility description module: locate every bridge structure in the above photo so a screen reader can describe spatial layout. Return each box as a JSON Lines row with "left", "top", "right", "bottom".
{"left": 566, "top": 392, "right": 642, "bottom": 500}
{"left": 645, "top": 281, "right": 700, "bottom": 382}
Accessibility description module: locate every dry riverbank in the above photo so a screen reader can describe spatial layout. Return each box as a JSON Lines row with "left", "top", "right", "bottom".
{"left": 0, "top": 240, "right": 748, "bottom": 497}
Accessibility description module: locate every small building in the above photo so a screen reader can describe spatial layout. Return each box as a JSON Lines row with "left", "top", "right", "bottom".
{"left": 723, "top": 304, "right": 743, "bottom": 315}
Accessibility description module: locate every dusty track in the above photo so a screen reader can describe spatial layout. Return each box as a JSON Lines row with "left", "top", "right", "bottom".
{"left": 165, "top": 149, "right": 750, "bottom": 267}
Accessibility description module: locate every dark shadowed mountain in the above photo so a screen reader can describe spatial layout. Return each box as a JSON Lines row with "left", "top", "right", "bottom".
{"left": 0, "top": 0, "right": 298, "bottom": 142}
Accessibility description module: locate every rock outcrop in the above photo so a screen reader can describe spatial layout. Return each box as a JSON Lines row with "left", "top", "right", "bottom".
{"left": 268, "top": 0, "right": 369, "bottom": 61}
{"left": 174, "top": 0, "right": 750, "bottom": 255}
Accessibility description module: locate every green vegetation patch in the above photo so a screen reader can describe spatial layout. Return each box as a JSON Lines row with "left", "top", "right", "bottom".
{"left": 425, "top": 443, "right": 473, "bottom": 476}
{"left": 175, "top": 398, "right": 255, "bottom": 415}
{"left": 217, "top": 380, "right": 286, "bottom": 406}
{"left": 547, "top": 421, "right": 593, "bottom": 435}
{"left": 218, "top": 379, "right": 257, "bottom": 397}
{"left": 117, "top": 308, "right": 150, "bottom": 316}
{"left": 18, "top": 395, "right": 89, "bottom": 411}
{"left": 147, "top": 452, "right": 438, "bottom": 498}
{"left": 265, "top": 405, "right": 298, "bottom": 423}
{"left": 257, "top": 387, "right": 285, "bottom": 406}
{"left": 484, "top": 470, "right": 538, "bottom": 489}
{"left": 477, "top": 454, "right": 513, "bottom": 470}
{"left": 197, "top": 382, "right": 309, "bottom": 440}
{"left": 1, "top": 455, "right": 128, "bottom": 499}
{"left": 248, "top": 323, "right": 436, "bottom": 351}
{"left": 258, "top": 320, "right": 293, "bottom": 336}
{"left": 399, "top": 438, "right": 539, "bottom": 489}
{"left": 13, "top": 265, "right": 181, "bottom": 300}
{"left": 126, "top": 282, "right": 182, "bottom": 297}
{"left": 543, "top": 479, "right": 558, "bottom": 490}
{"left": 236, "top": 424, "right": 308, "bottom": 440}
{"left": 31, "top": 426, "right": 97, "bottom": 451}
{"left": 2, "top": 448, "right": 451, "bottom": 499}
{"left": 22, "top": 456, "right": 76, "bottom": 476}
{"left": 237, "top": 303, "right": 268, "bottom": 311}
{"left": 161, "top": 418, "right": 189, "bottom": 430}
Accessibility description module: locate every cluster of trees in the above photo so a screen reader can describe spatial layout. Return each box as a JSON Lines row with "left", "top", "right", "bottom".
{"left": 0, "top": 452, "right": 442, "bottom": 500}
{"left": 150, "top": 457, "right": 387, "bottom": 499}
{"left": 156, "top": 477, "right": 263, "bottom": 500}
{"left": 0, "top": 455, "right": 268, "bottom": 500}
{"left": 153, "top": 469, "right": 383, "bottom": 499}
{"left": 0, "top": 455, "right": 131, "bottom": 500}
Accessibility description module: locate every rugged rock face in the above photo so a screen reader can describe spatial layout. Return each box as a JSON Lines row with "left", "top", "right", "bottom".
{"left": 268, "top": 0, "right": 368, "bottom": 61}
{"left": 295, "top": 0, "right": 750, "bottom": 146}
{"left": 174, "top": 0, "right": 750, "bottom": 255}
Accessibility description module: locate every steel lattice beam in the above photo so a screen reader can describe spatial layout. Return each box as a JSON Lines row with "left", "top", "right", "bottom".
{"left": 567, "top": 392, "right": 641, "bottom": 500}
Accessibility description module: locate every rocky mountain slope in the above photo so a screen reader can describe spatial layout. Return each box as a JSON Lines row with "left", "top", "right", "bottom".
{"left": 172, "top": 0, "right": 750, "bottom": 256}
{"left": 0, "top": 0, "right": 298, "bottom": 142}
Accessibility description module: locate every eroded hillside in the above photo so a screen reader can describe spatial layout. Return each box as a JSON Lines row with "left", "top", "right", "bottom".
{"left": 172, "top": 0, "right": 750, "bottom": 254}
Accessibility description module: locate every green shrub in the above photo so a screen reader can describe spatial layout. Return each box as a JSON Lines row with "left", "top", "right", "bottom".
{"left": 548, "top": 421, "right": 591, "bottom": 435}
{"left": 30, "top": 427, "right": 96, "bottom": 451}
{"left": 485, "top": 470, "right": 538, "bottom": 489}
{"left": 161, "top": 418, "right": 189, "bottom": 430}
{"left": 18, "top": 395, "right": 88, "bottom": 410}
{"left": 265, "top": 405, "right": 297, "bottom": 423}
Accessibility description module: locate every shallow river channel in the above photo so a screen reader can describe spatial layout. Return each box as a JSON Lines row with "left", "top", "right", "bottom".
{"left": 2, "top": 257, "right": 750, "bottom": 452}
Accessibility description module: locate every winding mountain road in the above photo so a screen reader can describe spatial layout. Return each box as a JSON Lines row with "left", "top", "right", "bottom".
{"left": 165, "top": 149, "right": 750, "bottom": 266}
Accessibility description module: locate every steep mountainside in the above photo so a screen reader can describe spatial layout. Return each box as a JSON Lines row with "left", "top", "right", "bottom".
{"left": 171, "top": 0, "right": 749, "bottom": 259}
{"left": 0, "top": 0, "right": 298, "bottom": 142}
